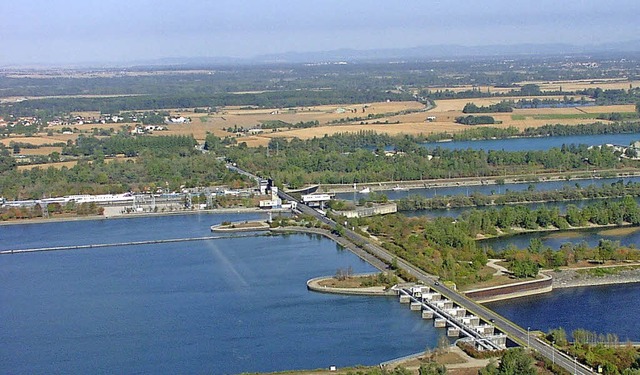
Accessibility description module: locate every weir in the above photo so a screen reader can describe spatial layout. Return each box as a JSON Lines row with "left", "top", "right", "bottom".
{"left": 396, "top": 286, "right": 506, "bottom": 351}
{"left": 0, "top": 233, "right": 267, "bottom": 255}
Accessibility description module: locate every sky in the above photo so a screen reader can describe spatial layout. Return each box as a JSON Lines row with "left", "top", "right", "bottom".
{"left": 1, "top": 0, "right": 639, "bottom": 66}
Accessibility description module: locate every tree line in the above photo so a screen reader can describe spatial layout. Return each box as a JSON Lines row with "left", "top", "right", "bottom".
{"left": 345, "top": 196, "right": 640, "bottom": 285}
{"left": 454, "top": 115, "right": 496, "bottom": 125}
{"left": 422, "top": 122, "right": 640, "bottom": 143}
{"left": 397, "top": 180, "right": 640, "bottom": 210}
{"left": 225, "top": 132, "right": 632, "bottom": 189}
{"left": 462, "top": 101, "right": 513, "bottom": 113}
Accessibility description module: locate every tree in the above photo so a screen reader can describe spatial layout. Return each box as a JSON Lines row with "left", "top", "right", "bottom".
{"left": 436, "top": 334, "right": 450, "bottom": 354}
{"left": 496, "top": 348, "right": 536, "bottom": 375}
{"left": 510, "top": 258, "right": 539, "bottom": 278}
{"left": 49, "top": 151, "right": 61, "bottom": 162}
{"left": 597, "top": 239, "right": 617, "bottom": 263}
{"left": 479, "top": 360, "right": 499, "bottom": 375}
{"left": 546, "top": 327, "right": 568, "bottom": 346}
{"left": 419, "top": 362, "right": 446, "bottom": 375}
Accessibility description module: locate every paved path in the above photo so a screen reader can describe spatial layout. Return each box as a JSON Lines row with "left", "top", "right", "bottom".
{"left": 486, "top": 259, "right": 510, "bottom": 276}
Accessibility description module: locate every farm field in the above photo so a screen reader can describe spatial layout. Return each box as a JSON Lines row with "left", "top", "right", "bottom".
{"left": 2, "top": 78, "right": 637, "bottom": 150}
{"left": 4, "top": 100, "right": 634, "bottom": 149}
{"left": 429, "top": 78, "right": 640, "bottom": 95}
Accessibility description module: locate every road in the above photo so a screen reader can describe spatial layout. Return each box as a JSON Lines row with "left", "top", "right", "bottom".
{"left": 238, "top": 165, "right": 595, "bottom": 374}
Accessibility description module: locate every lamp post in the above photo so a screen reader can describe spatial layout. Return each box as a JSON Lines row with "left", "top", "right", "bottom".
{"left": 552, "top": 341, "right": 555, "bottom": 365}
{"left": 574, "top": 356, "right": 577, "bottom": 375}
{"left": 527, "top": 327, "right": 530, "bottom": 348}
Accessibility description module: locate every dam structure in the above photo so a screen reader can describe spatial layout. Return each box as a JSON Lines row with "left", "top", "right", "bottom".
{"left": 396, "top": 285, "right": 506, "bottom": 351}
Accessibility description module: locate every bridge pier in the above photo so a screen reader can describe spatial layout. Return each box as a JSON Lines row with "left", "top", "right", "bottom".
{"left": 421, "top": 310, "right": 434, "bottom": 319}
{"left": 395, "top": 286, "right": 506, "bottom": 351}
{"left": 434, "top": 318, "right": 447, "bottom": 328}
{"left": 445, "top": 307, "right": 466, "bottom": 318}
{"left": 447, "top": 327, "right": 461, "bottom": 337}
{"left": 434, "top": 300, "right": 453, "bottom": 310}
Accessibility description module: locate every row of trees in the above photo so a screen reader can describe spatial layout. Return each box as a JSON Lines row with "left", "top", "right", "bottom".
{"left": 422, "top": 121, "right": 640, "bottom": 143}
{"left": 350, "top": 197, "right": 640, "bottom": 284}
{"left": 0, "top": 152, "right": 251, "bottom": 200}
{"left": 454, "top": 115, "right": 496, "bottom": 125}
{"left": 546, "top": 327, "right": 640, "bottom": 374}
{"left": 462, "top": 101, "right": 513, "bottom": 113}
{"left": 1, "top": 89, "right": 415, "bottom": 117}
{"left": 62, "top": 134, "right": 198, "bottom": 157}
{"left": 398, "top": 180, "right": 640, "bottom": 211}
{"left": 223, "top": 131, "right": 633, "bottom": 189}
{"left": 0, "top": 202, "right": 103, "bottom": 221}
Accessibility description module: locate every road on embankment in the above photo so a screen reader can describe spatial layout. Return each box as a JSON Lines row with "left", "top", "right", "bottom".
{"left": 230, "top": 162, "right": 593, "bottom": 373}
{"left": 276, "top": 188, "right": 595, "bottom": 374}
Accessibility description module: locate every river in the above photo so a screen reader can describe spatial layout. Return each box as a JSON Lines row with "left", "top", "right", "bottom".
{"left": 421, "top": 132, "right": 640, "bottom": 152}
{"left": 336, "top": 177, "right": 640, "bottom": 202}
{"left": 480, "top": 223, "right": 640, "bottom": 341}
{"left": 479, "top": 226, "right": 640, "bottom": 251}
{"left": 0, "top": 213, "right": 442, "bottom": 374}
{"left": 486, "top": 283, "right": 640, "bottom": 342}
{"left": 2, "top": 213, "right": 639, "bottom": 373}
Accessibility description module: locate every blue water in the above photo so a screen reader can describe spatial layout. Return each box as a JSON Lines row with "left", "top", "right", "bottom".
{"left": 2, "top": 213, "right": 639, "bottom": 373}
{"left": 336, "top": 176, "right": 640, "bottom": 202}
{"left": 483, "top": 223, "right": 640, "bottom": 342}
{"left": 422, "top": 132, "right": 640, "bottom": 152}
{"left": 479, "top": 226, "right": 640, "bottom": 252}
{"left": 0, "top": 212, "right": 268, "bottom": 251}
{"left": 486, "top": 283, "right": 640, "bottom": 342}
{"left": 0, "top": 214, "right": 442, "bottom": 374}
{"left": 404, "top": 197, "right": 640, "bottom": 219}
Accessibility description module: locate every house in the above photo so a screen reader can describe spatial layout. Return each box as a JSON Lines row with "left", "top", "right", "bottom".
{"left": 167, "top": 116, "right": 190, "bottom": 124}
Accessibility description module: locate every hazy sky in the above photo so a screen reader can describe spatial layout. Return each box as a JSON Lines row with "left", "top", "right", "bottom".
{"left": 1, "top": 0, "right": 638, "bottom": 65}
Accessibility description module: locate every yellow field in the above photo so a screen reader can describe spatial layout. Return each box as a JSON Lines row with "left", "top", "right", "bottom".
{"left": 16, "top": 155, "right": 136, "bottom": 171}
{"left": 428, "top": 78, "right": 640, "bottom": 95}
{"left": 1, "top": 136, "right": 62, "bottom": 146}
{"left": 6, "top": 76, "right": 638, "bottom": 152}
{"left": 526, "top": 79, "right": 640, "bottom": 92}
{"left": 6, "top": 98, "right": 634, "bottom": 150}
{"left": 18, "top": 146, "right": 63, "bottom": 156}
{"left": 17, "top": 160, "right": 77, "bottom": 171}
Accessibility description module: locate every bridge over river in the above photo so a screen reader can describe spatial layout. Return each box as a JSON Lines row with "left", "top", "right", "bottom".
{"left": 396, "top": 285, "right": 506, "bottom": 351}
{"left": 267, "top": 172, "right": 597, "bottom": 374}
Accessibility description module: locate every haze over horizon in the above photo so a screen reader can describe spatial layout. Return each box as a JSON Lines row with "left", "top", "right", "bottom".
{"left": 1, "top": 0, "right": 639, "bottom": 66}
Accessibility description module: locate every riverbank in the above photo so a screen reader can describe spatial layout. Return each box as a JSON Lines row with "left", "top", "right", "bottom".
{"left": 547, "top": 264, "right": 640, "bottom": 288}
{"left": 306, "top": 275, "right": 395, "bottom": 296}
{"left": 280, "top": 225, "right": 640, "bottom": 302}
{"left": 211, "top": 220, "right": 270, "bottom": 232}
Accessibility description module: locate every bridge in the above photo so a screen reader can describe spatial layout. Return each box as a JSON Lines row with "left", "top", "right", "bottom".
{"left": 396, "top": 286, "right": 506, "bottom": 351}
{"left": 0, "top": 234, "right": 265, "bottom": 255}
{"left": 230, "top": 164, "right": 596, "bottom": 374}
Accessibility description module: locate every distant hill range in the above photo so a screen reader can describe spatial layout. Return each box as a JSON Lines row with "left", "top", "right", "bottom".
{"left": 146, "top": 40, "right": 640, "bottom": 67}
{"left": 252, "top": 40, "right": 640, "bottom": 63}
{"left": 13, "top": 40, "right": 640, "bottom": 69}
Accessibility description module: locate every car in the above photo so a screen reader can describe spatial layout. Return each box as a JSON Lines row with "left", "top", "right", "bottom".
{"left": 434, "top": 281, "right": 439, "bottom": 286}
{"left": 490, "top": 318, "right": 495, "bottom": 323}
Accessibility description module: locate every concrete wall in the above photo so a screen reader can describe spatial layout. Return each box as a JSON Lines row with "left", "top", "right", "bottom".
{"left": 338, "top": 203, "right": 397, "bottom": 218}
{"left": 464, "top": 276, "right": 553, "bottom": 303}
